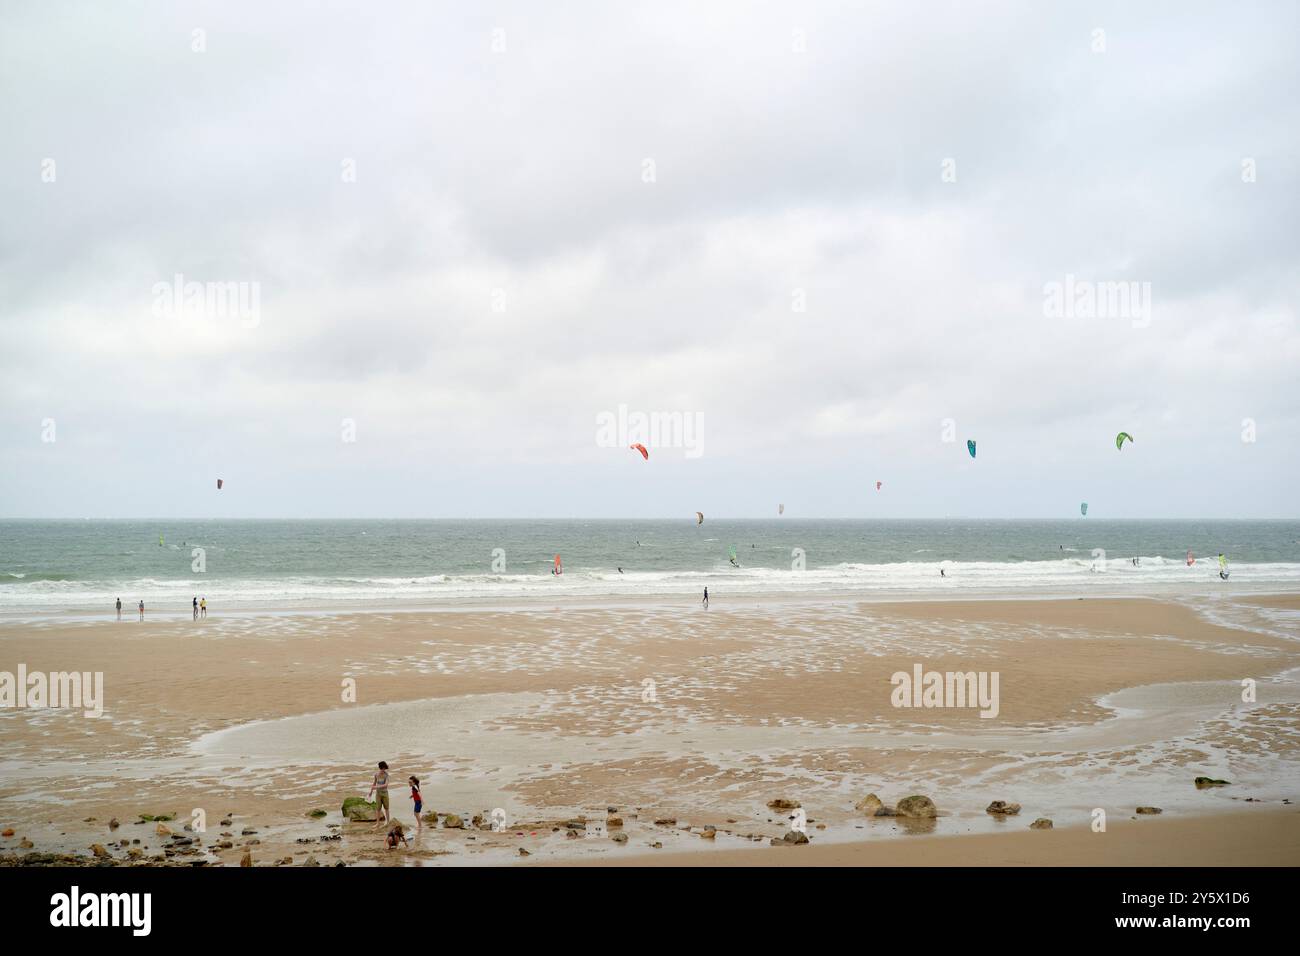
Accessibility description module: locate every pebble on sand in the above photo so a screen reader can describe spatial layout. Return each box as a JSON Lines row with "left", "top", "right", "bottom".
{"left": 1029, "top": 818, "right": 1053, "bottom": 830}
{"left": 985, "top": 801, "right": 1021, "bottom": 815}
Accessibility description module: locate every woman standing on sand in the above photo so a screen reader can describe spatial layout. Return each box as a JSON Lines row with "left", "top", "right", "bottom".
{"left": 368, "top": 761, "right": 392, "bottom": 830}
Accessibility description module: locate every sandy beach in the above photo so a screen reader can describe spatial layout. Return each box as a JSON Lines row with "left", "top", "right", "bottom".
{"left": 2, "top": 592, "right": 1297, "bottom": 867}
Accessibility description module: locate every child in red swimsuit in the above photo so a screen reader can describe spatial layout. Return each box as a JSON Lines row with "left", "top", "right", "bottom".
{"left": 409, "top": 776, "right": 423, "bottom": 832}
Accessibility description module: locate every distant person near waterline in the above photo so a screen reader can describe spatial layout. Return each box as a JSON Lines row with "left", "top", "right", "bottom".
{"left": 200, "top": 596, "right": 207, "bottom": 618}
{"left": 115, "top": 597, "right": 122, "bottom": 621}
{"left": 193, "top": 596, "right": 198, "bottom": 621}
{"left": 703, "top": 587, "right": 709, "bottom": 609}
{"left": 138, "top": 599, "right": 144, "bottom": 621}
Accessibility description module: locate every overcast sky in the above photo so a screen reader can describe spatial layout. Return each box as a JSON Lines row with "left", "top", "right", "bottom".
{"left": 1, "top": 1, "right": 1297, "bottom": 519}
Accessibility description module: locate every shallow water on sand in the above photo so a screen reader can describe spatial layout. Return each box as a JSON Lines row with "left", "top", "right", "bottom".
{"left": 184, "top": 673, "right": 1300, "bottom": 843}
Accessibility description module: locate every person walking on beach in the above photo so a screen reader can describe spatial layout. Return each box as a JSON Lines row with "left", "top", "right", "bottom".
{"left": 368, "top": 761, "right": 392, "bottom": 830}
{"left": 138, "top": 599, "right": 145, "bottom": 621}
{"left": 408, "top": 776, "right": 423, "bottom": 833}
{"left": 200, "top": 596, "right": 207, "bottom": 618}
{"left": 193, "top": 596, "right": 199, "bottom": 621}
{"left": 702, "top": 587, "right": 709, "bottom": 609}
{"left": 116, "top": 597, "right": 122, "bottom": 621}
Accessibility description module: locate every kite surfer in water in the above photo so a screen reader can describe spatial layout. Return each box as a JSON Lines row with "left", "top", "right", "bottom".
{"left": 1218, "top": 553, "right": 1230, "bottom": 580}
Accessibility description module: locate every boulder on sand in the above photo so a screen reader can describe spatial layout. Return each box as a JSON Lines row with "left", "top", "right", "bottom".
{"left": 766, "top": 799, "right": 801, "bottom": 811}
{"left": 985, "top": 801, "right": 1021, "bottom": 816}
{"left": 1135, "top": 806, "right": 1163, "bottom": 814}
{"left": 442, "top": 813, "right": 465, "bottom": 829}
{"left": 1029, "top": 818, "right": 1053, "bottom": 830}
{"left": 1194, "top": 777, "right": 1231, "bottom": 788}
{"left": 342, "top": 797, "right": 378, "bottom": 822}
{"left": 855, "top": 794, "right": 883, "bottom": 815}
{"left": 895, "top": 795, "right": 937, "bottom": 818}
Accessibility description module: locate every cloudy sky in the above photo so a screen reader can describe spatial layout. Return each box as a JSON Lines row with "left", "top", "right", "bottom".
{"left": 2, "top": 1, "right": 1296, "bottom": 518}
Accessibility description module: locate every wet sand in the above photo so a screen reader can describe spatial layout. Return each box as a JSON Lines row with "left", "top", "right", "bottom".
{"left": 568, "top": 806, "right": 1300, "bottom": 867}
{"left": 1, "top": 595, "right": 1298, "bottom": 866}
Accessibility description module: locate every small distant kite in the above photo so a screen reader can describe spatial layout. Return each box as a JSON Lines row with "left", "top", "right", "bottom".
{"left": 695, "top": 511, "right": 704, "bottom": 525}
{"left": 875, "top": 481, "right": 883, "bottom": 491}
{"left": 216, "top": 478, "right": 224, "bottom": 490}
{"left": 630, "top": 443, "right": 649, "bottom": 460}
{"left": 1080, "top": 502, "right": 1088, "bottom": 516}
{"left": 967, "top": 440, "right": 977, "bottom": 459}
{"left": 778, "top": 503, "right": 785, "bottom": 515}
{"left": 1115, "top": 432, "right": 1134, "bottom": 450}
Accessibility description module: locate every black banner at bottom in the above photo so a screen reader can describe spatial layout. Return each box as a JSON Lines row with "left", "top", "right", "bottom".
{"left": 0, "top": 865, "right": 1287, "bottom": 943}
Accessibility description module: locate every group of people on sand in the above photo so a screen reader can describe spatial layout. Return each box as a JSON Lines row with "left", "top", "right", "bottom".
{"left": 367, "top": 761, "right": 423, "bottom": 850}
{"left": 115, "top": 597, "right": 146, "bottom": 621}
{"left": 113, "top": 596, "right": 208, "bottom": 620}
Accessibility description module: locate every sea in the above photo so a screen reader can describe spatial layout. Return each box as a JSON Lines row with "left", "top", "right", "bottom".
{"left": 2, "top": 518, "right": 1298, "bottom": 615}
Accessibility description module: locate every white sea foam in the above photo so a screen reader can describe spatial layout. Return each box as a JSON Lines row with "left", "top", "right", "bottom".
{"left": 2, "top": 557, "right": 1299, "bottom": 613}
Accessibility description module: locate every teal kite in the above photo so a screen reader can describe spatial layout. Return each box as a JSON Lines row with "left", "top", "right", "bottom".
{"left": 1080, "top": 502, "right": 1088, "bottom": 516}
{"left": 1115, "top": 431, "right": 1134, "bottom": 450}
{"left": 966, "top": 440, "right": 976, "bottom": 458}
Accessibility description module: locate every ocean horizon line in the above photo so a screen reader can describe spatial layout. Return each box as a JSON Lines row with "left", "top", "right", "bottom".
{"left": 5, "top": 516, "right": 1300, "bottom": 523}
